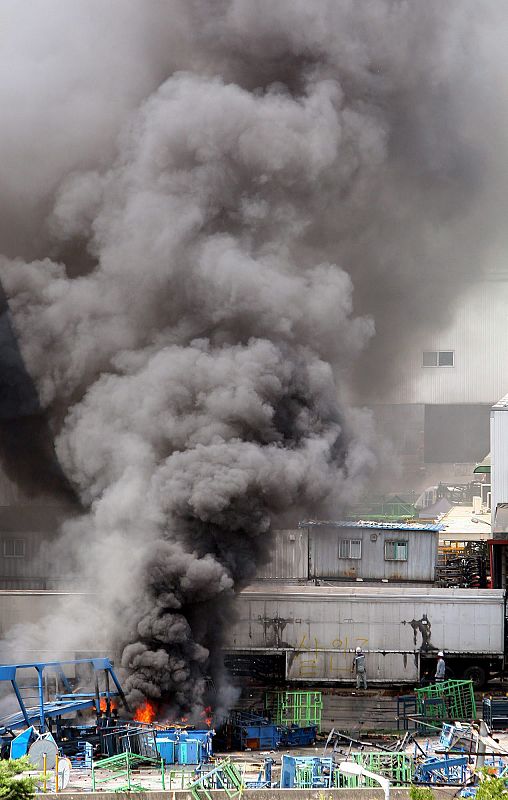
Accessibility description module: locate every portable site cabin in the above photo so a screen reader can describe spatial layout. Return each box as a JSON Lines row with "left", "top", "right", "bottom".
{"left": 256, "top": 521, "right": 441, "bottom": 584}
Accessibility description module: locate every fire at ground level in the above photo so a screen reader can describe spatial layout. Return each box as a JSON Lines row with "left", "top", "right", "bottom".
{"left": 2, "top": 657, "right": 508, "bottom": 795}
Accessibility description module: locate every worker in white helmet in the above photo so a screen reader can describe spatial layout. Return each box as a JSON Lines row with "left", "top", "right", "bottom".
{"left": 351, "top": 646, "right": 367, "bottom": 689}
{"left": 435, "top": 651, "right": 446, "bottom": 682}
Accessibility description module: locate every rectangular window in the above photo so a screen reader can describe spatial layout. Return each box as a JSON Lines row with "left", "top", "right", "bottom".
{"left": 423, "top": 351, "right": 438, "bottom": 367}
{"left": 2, "top": 538, "right": 26, "bottom": 558}
{"left": 438, "top": 351, "right": 454, "bottom": 366}
{"left": 338, "top": 538, "right": 362, "bottom": 559}
{"left": 384, "top": 540, "right": 408, "bottom": 561}
{"left": 423, "top": 350, "right": 454, "bottom": 367}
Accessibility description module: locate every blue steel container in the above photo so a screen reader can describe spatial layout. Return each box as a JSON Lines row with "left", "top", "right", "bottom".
{"left": 280, "top": 725, "right": 317, "bottom": 747}
{"left": 156, "top": 737, "right": 176, "bottom": 764}
{"left": 186, "top": 729, "right": 214, "bottom": 759}
{"left": 241, "top": 723, "right": 280, "bottom": 750}
{"left": 177, "top": 738, "right": 202, "bottom": 765}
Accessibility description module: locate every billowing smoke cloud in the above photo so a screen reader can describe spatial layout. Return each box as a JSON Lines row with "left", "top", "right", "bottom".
{"left": 1, "top": 1, "right": 507, "bottom": 715}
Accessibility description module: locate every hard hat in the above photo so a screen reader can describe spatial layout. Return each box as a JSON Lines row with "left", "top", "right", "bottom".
{"left": 437, "top": 651, "right": 444, "bottom": 657}
{"left": 356, "top": 647, "right": 362, "bottom": 653}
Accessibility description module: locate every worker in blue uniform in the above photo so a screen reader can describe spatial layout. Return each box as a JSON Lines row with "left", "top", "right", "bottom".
{"left": 435, "top": 651, "right": 446, "bottom": 682}
{"left": 351, "top": 646, "right": 367, "bottom": 689}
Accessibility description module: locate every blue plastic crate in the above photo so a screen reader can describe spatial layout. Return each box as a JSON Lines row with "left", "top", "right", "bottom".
{"left": 281, "top": 755, "right": 333, "bottom": 789}
{"left": 483, "top": 697, "right": 508, "bottom": 730}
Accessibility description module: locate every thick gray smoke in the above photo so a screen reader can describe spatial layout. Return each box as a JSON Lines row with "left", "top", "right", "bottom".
{"left": 1, "top": 1, "right": 507, "bottom": 716}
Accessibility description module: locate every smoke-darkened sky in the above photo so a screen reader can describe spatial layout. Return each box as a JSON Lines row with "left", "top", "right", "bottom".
{"left": 1, "top": 1, "right": 507, "bottom": 717}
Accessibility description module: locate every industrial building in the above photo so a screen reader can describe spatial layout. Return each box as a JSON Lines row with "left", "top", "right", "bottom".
{"left": 0, "top": 393, "right": 502, "bottom": 687}
{"left": 220, "top": 390, "right": 508, "bottom": 689}
{"left": 0, "top": 469, "right": 75, "bottom": 590}
{"left": 359, "top": 273, "right": 508, "bottom": 492}
{"left": 223, "top": 518, "right": 501, "bottom": 686}
{"left": 0, "top": 297, "right": 78, "bottom": 591}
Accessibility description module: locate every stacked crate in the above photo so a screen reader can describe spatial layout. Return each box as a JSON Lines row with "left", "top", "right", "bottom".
{"left": 483, "top": 697, "right": 508, "bottom": 730}
{"left": 334, "top": 753, "right": 414, "bottom": 788}
{"left": 264, "top": 690, "right": 322, "bottom": 731}
{"left": 415, "top": 680, "right": 476, "bottom": 722}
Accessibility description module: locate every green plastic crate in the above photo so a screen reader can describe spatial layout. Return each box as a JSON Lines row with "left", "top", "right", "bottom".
{"left": 334, "top": 752, "right": 414, "bottom": 788}
{"left": 415, "top": 679, "right": 476, "bottom": 721}
{"left": 264, "top": 690, "right": 322, "bottom": 730}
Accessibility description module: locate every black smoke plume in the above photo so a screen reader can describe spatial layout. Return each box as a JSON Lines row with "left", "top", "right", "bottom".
{"left": 1, "top": 1, "right": 507, "bottom": 716}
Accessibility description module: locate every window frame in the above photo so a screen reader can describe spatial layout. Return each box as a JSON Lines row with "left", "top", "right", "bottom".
{"left": 384, "top": 539, "right": 408, "bottom": 562}
{"left": 422, "top": 350, "right": 454, "bottom": 368}
{"left": 338, "top": 538, "right": 362, "bottom": 560}
{"left": 423, "top": 351, "right": 438, "bottom": 367}
{"left": 2, "top": 538, "right": 26, "bottom": 558}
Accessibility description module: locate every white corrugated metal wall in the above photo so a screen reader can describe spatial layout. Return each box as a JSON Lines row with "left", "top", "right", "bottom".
{"left": 256, "top": 529, "right": 309, "bottom": 580}
{"left": 227, "top": 586, "right": 505, "bottom": 682}
{"left": 491, "top": 397, "right": 508, "bottom": 521}
{"left": 361, "top": 276, "right": 508, "bottom": 406}
{"left": 308, "top": 526, "right": 436, "bottom": 582}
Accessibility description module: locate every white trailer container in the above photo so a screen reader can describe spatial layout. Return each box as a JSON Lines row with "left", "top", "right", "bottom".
{"left": 491, "top": 394, "right": 508, "bottom": 526}
{"left": 226, "top": 584, "right": 506, "bottom": 685}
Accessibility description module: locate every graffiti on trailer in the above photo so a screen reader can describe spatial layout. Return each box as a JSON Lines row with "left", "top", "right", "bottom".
{"left": 297, "top": 633, "right": 369, "bottom": 653}
{"left": 258, "top": 614, "right": 290, "bottom": 648}
{"left": 401, "top": 613, "right": 437, "bottom": 652}
{"left": 291, "top": 633, "right": 370, "bottom": 678}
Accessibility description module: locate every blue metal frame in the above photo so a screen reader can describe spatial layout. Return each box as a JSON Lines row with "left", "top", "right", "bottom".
{"left": 0, "top": 658, "right": 128, "bottom": 734}
{"left": 414, "top": 755, "right": 468, "bottom": 784}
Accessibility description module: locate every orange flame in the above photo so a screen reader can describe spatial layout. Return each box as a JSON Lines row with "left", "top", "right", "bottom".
{"left": 134, "top": 700, "right": 157, "bottom": 723}
{"left": 99, "top": 698, "right": 117, "bottom": 713}
{"left": 201, "top": 706, "right": 213, "bottom": 728}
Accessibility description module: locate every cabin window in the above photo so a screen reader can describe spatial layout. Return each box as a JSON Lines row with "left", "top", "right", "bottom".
{"left": 423, "top": 350, "right": 454, "bottom": 367}
{"left": 384, "top": 540, "right": 408, "bottom": 561}
{"left": 338, "top": 538, "right": 362, "bottom": 559}
{"left": 2, "top": 538, "right": 26, "bottom": 558}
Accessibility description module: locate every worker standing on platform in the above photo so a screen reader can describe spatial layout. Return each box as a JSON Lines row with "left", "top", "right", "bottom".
{"left": 352, "top": 646, "right": 367, "bottom": 689}
{"left": 435, "top": 651, "right": 446, "bottom": 682}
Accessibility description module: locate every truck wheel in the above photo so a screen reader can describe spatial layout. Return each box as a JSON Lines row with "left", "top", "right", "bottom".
{"left": 462, "top": 665, "right": 486, "bottom": 688}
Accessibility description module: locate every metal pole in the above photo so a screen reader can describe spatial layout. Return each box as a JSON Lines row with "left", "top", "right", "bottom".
{"left": 55, "top": 753, "right": 59, "bottom": 793}
{"left": 107, "top": 666, "right": 130, "bottom": 712}
{"left": 94, "top": 670, "right": 100, "bottom": 716}
{"left": 476, "top": 720, "right": 489, "bottom": 769}
{"left": 11, "top": 679, "right": 31, "bottom": 728}
{"left": 43, "top": 754, "right": 47, "bottom": 792}
{"left": 105, "top": 669, "right": 111, "bottom": 716}
{"left": 36, "top": 667, "right": 45, "bottom": 732}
